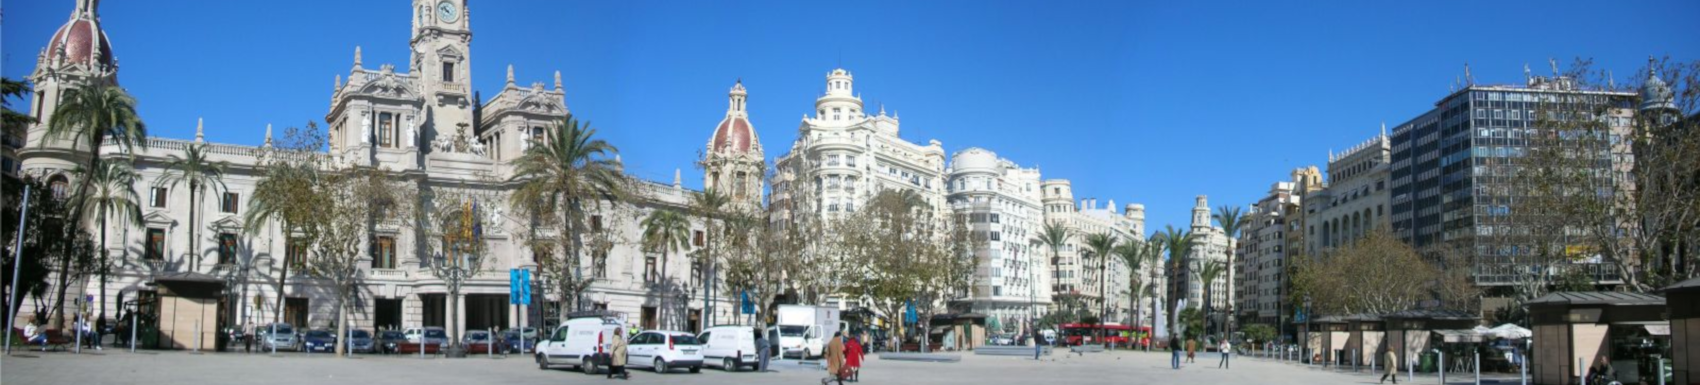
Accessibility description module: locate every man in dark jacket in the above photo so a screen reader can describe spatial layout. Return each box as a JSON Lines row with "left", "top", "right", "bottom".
{"left": 1170, "top": 335, "right": 1183, "bottom": 369}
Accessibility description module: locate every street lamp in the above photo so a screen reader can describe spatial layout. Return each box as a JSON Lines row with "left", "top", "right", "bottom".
{"left": 429, "top": 199, "right": 487, "bottom": 358}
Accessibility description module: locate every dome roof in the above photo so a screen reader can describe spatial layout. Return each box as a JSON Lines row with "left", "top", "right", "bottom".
{"left": 711, "top": 115, "right": 756, "bottom": 153}
{"left": 45, "top": 1, "right": 115, "bottom": 68}
{"left": 1641, "top": 66, "right": 1675, "bottom": 111}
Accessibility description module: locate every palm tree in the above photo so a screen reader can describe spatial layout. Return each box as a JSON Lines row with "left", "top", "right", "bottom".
{"left": 1212, "top": 206, "right": 1246, "bottom": 340}
{"left": 641, "top": 209, "right": 691, "bottom": 330}
{"left": 1083, "top": 232, "right": 1117, "bottom": 347}
{"left": 1034, "top": 221, "right": 1072, "bottom": 342}
{"left": 1159, "top": 225, "right": 1195, "bottom": 341}
{"left": 1139, "top": 233, "right": 1166, "bottom": 349}
{"left": 1196, "top": 260, "right": 1226, "bottom": 339}
{"left": 1112, "top": 241, "right": 1143, "bottom": 346}
{"left": 508, "top": 115, "right": 626, "bottom": 320}
{"left": 71, "top": 160, "right": 142, "bottom": 321}
{"left": 43, "top": 83, "right": 148, "bottom": 202}
{"left": 690, "top": 188, "right": 730, "bottom": 330}
{"left": 159, "top": 142, "right": 228, "bottom": 272}
{"left": 245, "top": 150, "right": 323, "bottom": 327}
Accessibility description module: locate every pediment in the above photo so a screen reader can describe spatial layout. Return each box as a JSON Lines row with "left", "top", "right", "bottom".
{"left": 435, "top": 45, "right": 464, "bottom": 59}
{"left": 208, "top": 215, "right": 243, "bottom": 231}
{"left": 142, "top": 210, "right": 176, "bottom": 226}
{"left": 515, "top": 93, "right": 566, "bottom": 115}
{"left": 355, "top": 74, "right": 421, "bottom": 100}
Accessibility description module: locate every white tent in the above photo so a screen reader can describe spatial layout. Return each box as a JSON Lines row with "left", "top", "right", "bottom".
{"left": 1485, "top": 323, "right": 1532, "bottom": 339}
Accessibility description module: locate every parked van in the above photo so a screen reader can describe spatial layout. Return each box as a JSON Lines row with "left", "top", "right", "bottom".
{"left": 535, "top": 315, "right": 622, "bottom": 374}
{"left": 697, "top": 326, "right": 759, "bottom": 372}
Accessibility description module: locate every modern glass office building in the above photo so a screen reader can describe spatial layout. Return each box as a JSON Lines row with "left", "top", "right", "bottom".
{"left": 1388, "top": 74, "right": 1635, "bottom": 288}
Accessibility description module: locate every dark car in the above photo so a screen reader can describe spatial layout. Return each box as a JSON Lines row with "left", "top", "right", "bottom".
{"left": 378, "top": 330, "right": 408, "bottom": 354}
{"left": 302, "top": 330, "right": 337, "bottom": 353}
{"left": 347, "top": 329, "right": 375, "bottom": 353}
{"left": 463, "top": 330, "right": 497, "bottom": 354}
{"left": 500, "top": 330, "right": 534, "bottom": 354}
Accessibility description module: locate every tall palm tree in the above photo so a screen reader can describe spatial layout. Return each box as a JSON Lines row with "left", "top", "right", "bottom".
{"left": 1034, "top": 221, "right": 1072, "bottom": 338}
{"left": 690, "top": 188, "right": 730, "bottom": 330}
{"left": 245, "top": 151, "right": 323, "bottom": 326}
{"left": 1212, "top": 206, "right": 1246, "bottom": 340}
{"left": 72, "top": 160, "right": 141, "bottom": 321}
{"left": 1138, "top": 236, "right": 1167, "bottom": 350}
{"left": 159, "top": 142, "right": 228, "bottom": 272}
{"left": 43, "top": 83, "right": 148, "bottom": 203}
{"left": 1196, "top": 261, "right": 1227, "bottom": 338}
{"left": 1159, "top": 225, "right": 1195, "bottom": 340}
{"left": 641, "top": 209, "right": 691, "bottom": 330}
{"left": 508, "top": 115, "right": 626, "bottom": 319}
{"left": 1083, "top": 232, "right": 1117, "bottom": 347}
{"left": 1112, "top": 241, "right": 1144, "bottom": 345}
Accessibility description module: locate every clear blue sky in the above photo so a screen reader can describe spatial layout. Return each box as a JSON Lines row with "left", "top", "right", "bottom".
{"left": 5, "top": 0, "right": 1697, "bottom": 233}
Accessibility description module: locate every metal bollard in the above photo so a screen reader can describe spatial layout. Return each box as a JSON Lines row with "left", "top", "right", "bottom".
{"left": 195, "top": 319, "right": 202, "bottom": 353}
{"left": 130, "top": 314, "right": 138, "bottom": 353}
{"left": 1520, "top": 353, "right": 1527, "bottom": 385}
{"left": 1435, "top": 349, "right": 1445, "bottom": 385}
{"left": 1579, "top": 357, "right": 1587, "bottom": 385}
{"left": 1475, "top": 350, "right": 1481, "bottom": 385}
{"left": 1408, "top": 357, "right": 1415, "bottom": 383}
{"left": 1354, "top": 349, "right": 1359, "bottom": 372}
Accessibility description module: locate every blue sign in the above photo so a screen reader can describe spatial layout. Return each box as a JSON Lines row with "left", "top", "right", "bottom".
{"left": 740, "top": 291, "right": 754, "bottom": 315}
{"left": 509, "top": 269, "right": 532, "bottom": 305}
{"left": 904, "top": 300, "right": 918, "bottom": 324}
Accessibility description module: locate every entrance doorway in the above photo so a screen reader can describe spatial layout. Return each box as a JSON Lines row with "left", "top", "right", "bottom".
{"left": 421, "top": 294, "right": 445, "bottom": 328}
{"left": 284, "top": 298, "right": 308, "bottom": 328}
{"left": 641, "top": 306, "right": 657, "bottom": 330}
{"left": 375, "top": 298, "right": 403, "bottom": 331}
{"left": 687, "top": 309, "right": 701, "bottom": 333}
{"left": 464, "top": 294, "right": 509, "bottom": 331}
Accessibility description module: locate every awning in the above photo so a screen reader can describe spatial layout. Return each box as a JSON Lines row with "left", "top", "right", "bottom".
{"left": 1644, "top": 325, "right": 1670, "bottom": 336}
{"left": 1432, "top": 329, "right": 1484, "bottom": 343}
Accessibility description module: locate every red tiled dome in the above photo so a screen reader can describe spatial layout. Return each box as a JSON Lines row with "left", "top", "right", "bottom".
{"left": 47, "top": 17, "right": 114, "bottom": 68}
{"left": 712, "top": 116, "right": 754, "bottom": 153}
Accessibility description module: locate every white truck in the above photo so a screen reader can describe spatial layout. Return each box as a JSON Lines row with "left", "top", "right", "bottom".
{"left": 775, "top": 305, "right": 841, "bottom": 359}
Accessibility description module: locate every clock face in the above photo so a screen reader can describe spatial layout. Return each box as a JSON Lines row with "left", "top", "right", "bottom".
{"left": 437, "top": 1, "right": 459, "bottom": 22}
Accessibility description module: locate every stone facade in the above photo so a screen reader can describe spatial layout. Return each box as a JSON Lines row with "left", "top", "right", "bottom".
{"left": 1039, "top": 180, "right": 1145, "bottom": 326}
{"left": 1305, "top": 130, "right": 1392, "bottom": 253}
{"left": 945, "top": 148, "right": 1049, "bottom": 334}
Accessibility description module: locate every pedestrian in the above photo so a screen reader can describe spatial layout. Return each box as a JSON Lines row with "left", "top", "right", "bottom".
{"left": 1218, "top": 339, "right": 1230, "bottom": 369}
{"left": 1169, "top": 334, "right": 1182, "bottom": 369}
{"left": 95, "top": 314, "right": 107, "bottom": 349}
{"left": 606, "top": 328, "right": 629, "bottom": 380}
{"left": 243, "top": 320, "right": 255, "bottom": 353}
{"left": 823, "top": 331, "right": 847, "bottom": 385}
{"left": 1378, "top": 348, "right": 1398, "bottom": 384}
{"left": 755, "top": 327, "right": 771, "bottom": 372}
{"left": 1185, "top": 338, "right": 1197, "bottom": 363}
{"left": 845, "top": 334, "right": 864, "bottom": 382}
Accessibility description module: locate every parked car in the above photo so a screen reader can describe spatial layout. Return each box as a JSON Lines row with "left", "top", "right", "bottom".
{"left": 421, "top": 327, "right": 449, "bottom": 348}
{"left": 988, "top": 334, "right": 1014, "bottom": 346}
{"left": 403, "top": 327, "right": 424, "bottom": 344}
{"left": 302, "top": 330, "right": 337, "bottom": 353}
{"left": 347, "top": 329, "right": 375, "bottom": 353}
{"left": 501, "top": 329, "right": 535, "bottom": 354}
{"left": 509, "top": 327, "right": 539, "bottom": 340}
{"left": 464, "top": 330, "right": 498, "bottom": 354}
{"left": 627, "top": 331, "right": 704, "bottom": 374}
{"left": 257, "top": 323, "right": 299, "bottom": 351}
{"left": 697, "top": 325, "right": 759, "bottom": 372}
{"left": 535, "top": 315, "right": 622, "bottom": 373}
{"left": 378, "top": 330, "right": 408, "bottom": 354}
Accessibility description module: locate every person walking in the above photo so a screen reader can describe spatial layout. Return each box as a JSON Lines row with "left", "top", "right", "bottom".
{"left": 1378, "top": 348, "right": 1398, "bottom": 384}
{"left": 614, "top": 329, "right": 631, "bottom": 379}
{"left": 1170, "top": 335, "right": 1183, "bottom": 369}
{"left": 755, "top": 327, "right": 771, "bottom": 372}
{"left": 823, "top": 332, "right": 847, "bottom": 385}
{"left": 845, "top": 334, "right": 864, "bottom": 382}
{"left": 243, "top": 320, "right": 255, "bottom": 353}
{"left": 1185, "top": 338, "right": 1197, "bottom": 363}
{"left": 1217, "top": 339, "right": 1231, "bottom": 369}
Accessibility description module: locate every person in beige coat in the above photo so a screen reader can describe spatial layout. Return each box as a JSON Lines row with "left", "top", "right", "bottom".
{"left": 607, "top": 329, "right": 629, "bottom": 380}
{"left": 1379, "top": 348, "right": 1398, "bottom": 384}
{"left": 823, "top": 332, "right": 847, "bottom": 385}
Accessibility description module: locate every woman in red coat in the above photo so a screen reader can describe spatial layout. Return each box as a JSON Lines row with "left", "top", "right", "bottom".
{"left": 845, "top": 336, "right": 865, "bottom": 382}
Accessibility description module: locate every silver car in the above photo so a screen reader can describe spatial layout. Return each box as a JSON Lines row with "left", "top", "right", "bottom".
{"left": 257, "top": 323, "right": 300, "bottom": 351}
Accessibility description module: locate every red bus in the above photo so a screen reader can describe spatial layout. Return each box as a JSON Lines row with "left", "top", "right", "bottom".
{"left": 1059, "top": 324, "right": 1142, "bottom": 346}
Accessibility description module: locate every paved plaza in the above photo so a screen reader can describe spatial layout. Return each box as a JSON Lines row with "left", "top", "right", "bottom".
{"left": 1, "top": 348, "right": 1525, "bottom": 385}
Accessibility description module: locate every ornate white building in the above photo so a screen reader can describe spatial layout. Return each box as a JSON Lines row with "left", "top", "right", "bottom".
{"left": 1039, "top": 180, "right": 1146, "bottom": 326}
{"left": 1170, "top": 196, "right": 1229, "bottom": 316}
{"left": 945, "top": 148, "right": 1049, "bottom": 334}
{"left": 703, "top": 81, "right": 765, "bottom": 212}
{"left": 14, "top": 0, "right": 736, "bottom": 348}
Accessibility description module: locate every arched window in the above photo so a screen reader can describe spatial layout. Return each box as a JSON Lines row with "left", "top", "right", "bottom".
{"left": 48, "top": 175, "right": 69, "bottom": 201}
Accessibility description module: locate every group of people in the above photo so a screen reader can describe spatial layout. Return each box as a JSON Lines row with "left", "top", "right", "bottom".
{"left": 19, "top": 313, "right": 104, "bottom": 351}
{"left": 1167, "top": 335, "right": 1233, "bottom": 370}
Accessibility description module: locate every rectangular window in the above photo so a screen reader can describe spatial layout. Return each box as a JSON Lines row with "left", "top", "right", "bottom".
{"left": 221, "top": 192, "right": 240, "bottom": 213}
{"left": 145, "top": 229, "right": 166, "bottom": 260}
{"left": 286, "top": 237, "right": 308, "bottom": 269}
{"left": 590, "top": 215, "right": 603, "bottom": 232}
{"left": 372, "top": 236, "right": 396, "bottom": 269}
{"left": 693, "top": 230, "right": 705, "bottom": 247}
{"left": 644, "top": 256, "right": 658, "bottom": 283}
{"left": 217, "top": 233, "right": 238, "bottom": 265}
{"left": 442, "top": 62, "right": 455, "bottom": 82}
{"left": 151, "top": 187, "right": 168, "bottom": 208}
{"left": 593, "top": 251, "right": 607, "bottom": 279}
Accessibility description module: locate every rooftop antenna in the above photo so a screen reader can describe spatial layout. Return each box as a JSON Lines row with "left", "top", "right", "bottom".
{"left": 1607, "top": 70, "right": 1615, "bottom": 89}
{"left": 1464, "top": 62, "right": 1473, "bottom": 86}
{"left": 1549, "top": 58, "right": 1559, "bottom": 76}
{"left": 1524, "top": 63, "right": 1532, "bottom": 82}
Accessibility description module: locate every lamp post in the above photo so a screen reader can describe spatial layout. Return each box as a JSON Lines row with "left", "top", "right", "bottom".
{"left": 429, "top": 199, "right": 487, "bottom": 358}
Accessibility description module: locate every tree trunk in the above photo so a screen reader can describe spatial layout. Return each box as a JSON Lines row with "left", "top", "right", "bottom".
{"left": 660, "top": 249, "right": 669, "bottom": 330}
{"left": 99, "top": 214, "right": 108, "bottom": 322}
{"left": 51, "top": 242, "right": 72, "bottom": 329}
{"left": 335, "top": 292, "right": 348, "bottom": 357}
{"left": 274, "top": 233, "right": 290, "bottom": 325}
{"left": 1098, "top": 258, "right": 1107, "bottom": 347}
{"left": 190, "top": 184, "right": 198, "bottom": 272}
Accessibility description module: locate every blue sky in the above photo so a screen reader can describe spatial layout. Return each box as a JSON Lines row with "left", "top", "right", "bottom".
{"left": 5, "top": 0, "right": 1697, "bottom": 233}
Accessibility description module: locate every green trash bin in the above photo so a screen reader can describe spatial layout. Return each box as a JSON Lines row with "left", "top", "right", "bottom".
{"left": 1419, "top": 352, "right": 1437, "bottom": 372}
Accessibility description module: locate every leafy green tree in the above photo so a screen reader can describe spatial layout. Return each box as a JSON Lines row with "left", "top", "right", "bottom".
{"left": 1196, "top": 260, "right": 1225, "bottom": 337}
{"left": 508, "top": 116, "right": 627, "bottom": 321}
{"left": 244, "top": 123, "right": 324, "bottom": 327}
{"left": 159, "top": 142, "right": 227, "bottom": 271}
{"left": 1033, "top": 222, "right": 1072, "bottom": 334}
{"left": 1242, "top": 323, "right": 1277, "bottom": 350}
{"left": 689, "top": 188, "right": 730, "bottom": 330}
{"left": 3, "top": 78, "right": 36, "bottom": 147}
{"left": 42, "top": 83, "right": 148, "bottom": 201}
{"left": 1158, "top": 225, "right": 1195, "bottom": 341}
{"left": 1178, "top": 307, "right": 1204, "bottom": 340}
{"left": 1083, "top": 232, "right": 1117, "bottom": 346}
{"left": 641, "top": 209, "right": 691, "bottom": 330}
{"left": 71, "top": 159, "right": 142, "bottom": 320}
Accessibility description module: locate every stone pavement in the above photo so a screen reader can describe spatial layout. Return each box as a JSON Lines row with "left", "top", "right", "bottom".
{"left": 1, "top": 348, "right": 1513, "bottom": 385}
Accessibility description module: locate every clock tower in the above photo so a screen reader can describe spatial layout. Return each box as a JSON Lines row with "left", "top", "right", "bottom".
{"left": 411, "top": 0, "right": 474, "bottom": 152}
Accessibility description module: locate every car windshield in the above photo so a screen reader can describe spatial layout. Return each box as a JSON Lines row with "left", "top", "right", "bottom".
{"left": 272, "top": 325, "right": 294, "bottom": 334}
{"left": 424, "top": 329, "right": 447, "bottom": 338}
{"left": 306, "top": 331, "right": 333, "bottom": 338}
{"left": 779, "top": 326, "right": 808, "bottom": 337}
{"left": 669, "top": 335, "right": 701, "bottom": 345}
{"left": 467, "top": 332, "right": 488, "bottom": 340}
{"left": 502, "top": 332, "right": 522, "bottom": 339}
{"left": 350, "top": 330, "right": 371, "bottom": 338}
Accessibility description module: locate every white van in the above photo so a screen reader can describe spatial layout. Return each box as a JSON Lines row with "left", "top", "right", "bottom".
{"left": 535, "top": 316, "right": 622, "bottom": 374}
{"left": 697, "top": 326, "right": 759, "bottom": 372}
